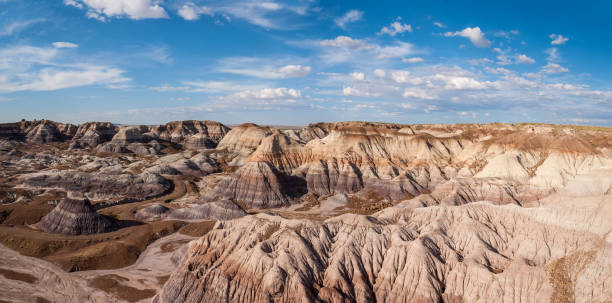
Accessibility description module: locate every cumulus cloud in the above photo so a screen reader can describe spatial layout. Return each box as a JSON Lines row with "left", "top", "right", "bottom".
{"left": 549, "top": 34, "right": 569, "bottom": 45}
{"left": 402, "top": 57, "right": 424, "bottom": 63}
{"left": 350, "top": 72, "right": 365, "bottom": 81}
{"left": 376, "top": 42, "right": 416, "bottom": 59}
{"left": 444, "top": 27, "right": 491, "bottom": 47}
{"left": 320, "top": 36, "right": 373, "bottom": 50}
{"left": 379, "top": 22, "right": 412, "bottom": 36}
{"left": 516, "top": 54, "right": 535, "bottom": 64}
{"left": 343, "top": 86, "right": 380, "bottom": 97}
{"left": 64, "top": 0, "right": 168, "bottom": 21}
{"left": 52, "top": 42, "right": 79, "bottom": 48}
{"left": 178, "top": 2, "right": 213, "bottom": 20}
{"left": 403, "top": 88, "right": 436, "bottom": 100}
{"left": 234, "top": 87, "right": 300, "bottom": 99}
{"left": 389, "top": 70, "right": 424, "bottom": 85}
{"left": 277, "top": 64, "right": 311, "bottom": 77}
{"left": 542, "top": 62, "right": 569, "bottom": 74}
{"left": 433, "top": 74, "right": 488, "bottom": 90}
{"left": 334, "top": 10, "right": 363, "bottom": 29}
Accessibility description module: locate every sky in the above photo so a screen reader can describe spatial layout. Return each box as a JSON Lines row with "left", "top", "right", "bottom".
{"left": 1, "top": 0, "right": 611, "bottom": 126}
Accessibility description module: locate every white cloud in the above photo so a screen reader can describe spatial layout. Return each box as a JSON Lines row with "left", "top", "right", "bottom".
{"left": 0, "top": 66, "right": 129, "bottom": 92}
{"left": 178, "top": 2, "right": 213, "bottom": 20}
{"left": 64, "top": 0, "right": 168, "bottom": 21}
{"left": 335, "top": 10, "right": 363, "bottom": 29}
{"left": 0, "top": 45, "right": 129, "bottom": 92}
{"left": 403, "top": 88, "right": 436, "bottom": 99}
{"left": 402, "top": 57, "right": 424, "bottom": 63}
{"left": 1, "top": 18, "right": 45, "bottom": 36}
{"left": 217, "top": 57, "right": 311, "bottom": 78}
{"left": 320, "top": 36, "right": 373, "bottom": 50}
{"left": 542, "top": 62, "right": 569, "bottom": 74}
{"left": 233, "top": 87, "right": 301, "bottom": 99}
{"left": 349, "top": 72, "right": 365, "bottom": 81}
{"left": 389, "top": 70, "right": 424, "bottom": 85}
{"left": 433, "top": 74, "right": 487, "bottom": 90}
{"left": 433, "top": 22, "right": 446, "bottom": 28}
{"left": 444, "top": 27, "right": 491, "bottom": 47}
{"left": 149, "top": 84, "right": 190, "bottom": 92}
{"left": 549, "top": 34, "right": 569, "bottom": 45}
{"left": 52, "top": 42, "right": 79, "bottom": 48}
{"left": 183, "top": 80, "right": 265, "bottom": 93}
{"left": 379, "top": 21, "right": 412, "bottom": 36}
{"left": 194, "top": 1, "right": 310, "bottom": 29}
{"left": 343, "top": 86, "right": 380, "bottom": 97}
{"left": 278, "top": 64, "right": 311, "bottom": 77}
{"left": 516, "top": 54, "right": 535, "bottom": 64}
{"left": 458, "top": 111, "right": 477, "bottom": 118}
{"left": 373, "top": 69, "right": 386, "bottom": 78}
{"left": 545, "top": 47, "right": 560, "bottom": 62}
{"left": 376, "top": 42, "right": 416, "bottom": 59}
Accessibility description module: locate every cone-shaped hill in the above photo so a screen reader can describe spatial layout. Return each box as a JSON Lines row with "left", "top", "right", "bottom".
{"left": 38, "top": 197, "right": 118, "bottom": 235}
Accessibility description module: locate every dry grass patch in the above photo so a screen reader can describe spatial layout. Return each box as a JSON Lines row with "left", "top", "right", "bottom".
{"left": 89, "top": 274, "right": 156, "bottom": 303}
{"left": 178, "top": 220, "right": 216, "bottom": 237}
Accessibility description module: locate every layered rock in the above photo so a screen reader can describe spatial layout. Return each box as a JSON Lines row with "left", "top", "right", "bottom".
{"left": 22, "top": 170, "right": 171, "bottom": 201}
{"left": 216, "top": 123, "right": 274, "bottom": 166}
{"left": 203, "top": 161, "right": 304, "bottom": 209}
{"left": 0, "top": 244, "right": 116, "bottom": 302}
{"left": 149, "top": 120, "right": 230, "bottom": 149}
{"left": 37, "top": 197, "right": 117, "bottom": 235}
{"left": 135, "top": 203, "right": 171, "bottom": 221}
{"left": 144, "top": 152, "right": 219, "bottom": 177}
{"left": 69, "top": 122, "right": 118, "bottom": 149}
{"left": 96, "top": 125, "right": 162, "bottom": 155}
{"left": 156, "top": 196, "right": 612, "bottom": 303}
{"left": 168, "top": 199, "right": 247, "bottom": 221}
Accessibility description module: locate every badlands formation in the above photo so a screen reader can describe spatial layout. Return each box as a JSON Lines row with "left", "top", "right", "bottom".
{"left": 0, "top": 119, "right": 610, "bottom": 302}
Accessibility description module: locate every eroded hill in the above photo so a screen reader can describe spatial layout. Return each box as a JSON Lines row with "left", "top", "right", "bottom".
{"left": 0, "top": 120, "right": 610, "bottom": 302}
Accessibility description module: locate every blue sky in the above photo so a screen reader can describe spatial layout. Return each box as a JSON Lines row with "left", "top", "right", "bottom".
{"left": 1, "top": 0, "right": 611, "bottom": 126}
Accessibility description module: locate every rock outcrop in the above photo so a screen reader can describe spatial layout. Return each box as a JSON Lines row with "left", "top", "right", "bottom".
{"left": 203, "top": 161, "right": 305, "bottom": 209}
{"left": 37, "top": 197, "right": 117, "bottom": 235}
{"left": 168, "top": 199, "right": 247, "bottom": 221}
{"left": 135, "top": 203, "right": 171, "bottom": 221}
{"left": 149, "top": 120, "right": 230, "bottom": 149}
{"left": 69, "top": 122, "right": 118, "bottom": 149}
{"left": 156, "top": 196, "right": 612, "bottom": 303}
{"left": 22, "top": 170, "right": 171, "bottom": 201}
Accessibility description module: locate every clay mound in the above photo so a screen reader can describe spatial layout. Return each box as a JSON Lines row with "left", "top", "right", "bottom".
{"left": 168, "top": 199, "right": 246, "bottom": 221}
{"left": 135, "top": 203, "right": 171, "bottom": 221}
{"left": 203, "top": 161, "right": 305, "bottom": 209}
{"left": 38, "top": 197, "right": 117, "bottom": 235}
{"left": 217, "top": 123, "right": 274, "bottom": 165}
{"left": 248, "top": 131, "right": 307, "bottom": 172}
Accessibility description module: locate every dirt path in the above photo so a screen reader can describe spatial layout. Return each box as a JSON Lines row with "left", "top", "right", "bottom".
{"left": 72, "top": 233, "right": 197, "bottom": 303}
{"left": 99, "top": 175, "right": 188, "bottom": 220}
